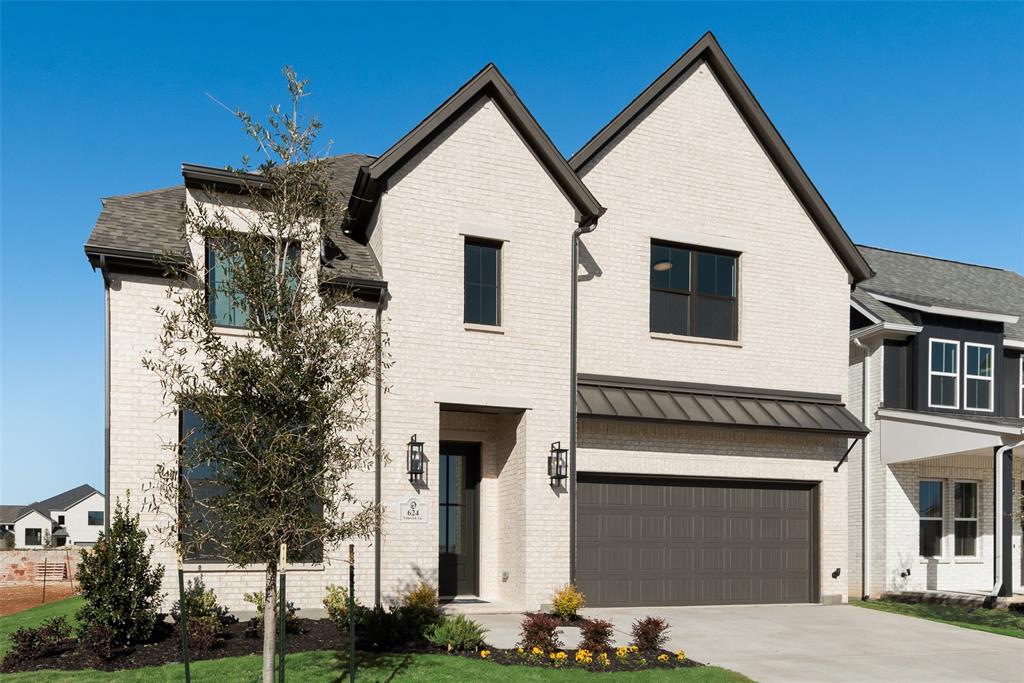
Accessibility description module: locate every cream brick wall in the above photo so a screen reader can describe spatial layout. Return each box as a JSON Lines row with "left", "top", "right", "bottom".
{"left": 576, "top": 59, "right": 851, "bottom": 398}
{"left": 578, "top": 420, "right": 850, "bottom": 603}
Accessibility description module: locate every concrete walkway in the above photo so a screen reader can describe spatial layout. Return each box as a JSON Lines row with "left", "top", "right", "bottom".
{"left": 472, "top": 603, "right": 1024, "bottom": 682}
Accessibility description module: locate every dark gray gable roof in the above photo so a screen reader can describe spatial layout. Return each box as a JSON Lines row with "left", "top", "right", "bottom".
{"left": 855, "top": 245, "right": 1024, "bottom": 342}
{"left": 569, "top": 31, "right": 872, "bottom": 284}
{"left": 85, "top": 154, "right": 383, "bottom": 284}
{"left": 0, "top": 505, "right": 24, "bottom": 524}
{"left": 12, "top": 484, "right": 102, "bottom": 522}
{"left": 348, "top": 63, "right": 605, "bottom": 233}
{"left": 577, "top": 374, "right": 868, "bottom": 437}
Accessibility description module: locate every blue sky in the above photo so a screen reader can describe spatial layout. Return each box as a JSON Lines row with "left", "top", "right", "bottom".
{"left": 2, "top": 2, "right": 1022, "bottom": 503}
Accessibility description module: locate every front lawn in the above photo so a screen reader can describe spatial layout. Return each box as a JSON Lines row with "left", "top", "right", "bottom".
{"left": 851, "top": 599, "right": 1024, "bottom": 639}
{"left": 1, "top": 599, "right": 752, "bottom": 681}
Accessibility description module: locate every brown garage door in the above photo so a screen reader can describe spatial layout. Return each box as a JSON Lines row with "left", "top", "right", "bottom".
{"left": 576, "top": 475, "right": 818, "bottom": 607}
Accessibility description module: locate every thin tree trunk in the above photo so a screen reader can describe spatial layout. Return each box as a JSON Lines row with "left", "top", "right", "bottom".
{"left": 262, "top": 564, "right": 278, "bottom": 683}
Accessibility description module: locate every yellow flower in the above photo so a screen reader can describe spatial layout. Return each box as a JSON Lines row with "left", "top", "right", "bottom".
{"left": 676, "top": 649, "right": 686, "bottom": 661}
{"left": 658, "top": 654, "right": 669, "bottom": 662}
{"left": 616, "top": 646, "right": 628, "bottom": 658}
{"left": 630, "top": 645, "right": 639, "bottom": 652}
{"left": 480, "top": 650, "right": 491, "bottom": 659}
{"left": 531, "top": 646, "right": 543, "bottom": 656}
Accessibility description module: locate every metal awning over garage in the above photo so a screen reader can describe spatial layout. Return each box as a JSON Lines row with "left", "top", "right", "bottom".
{"left": 577, "top": 374, "right": 868, "bottom": 437}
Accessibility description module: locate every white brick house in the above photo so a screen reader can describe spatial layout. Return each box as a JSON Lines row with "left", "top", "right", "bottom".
{"left": 85, "top": 33, "right": 873, "bottom": 611}
{"left": 848, "top": 246, "right": 1023, "bottom": 600}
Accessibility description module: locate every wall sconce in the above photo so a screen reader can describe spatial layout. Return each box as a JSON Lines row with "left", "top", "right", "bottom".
{"left": 548, "top": 441, "right": 568, "bottom": 486}
{"left": 407, "top": 434, "right": 425, "bottom": 483}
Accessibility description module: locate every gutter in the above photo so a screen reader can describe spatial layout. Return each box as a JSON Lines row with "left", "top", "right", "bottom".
{"left": 851, "top": 337, "right": 870, "bottom": 599}
{"left": 373, "top": 284, "right": 387, "bottom": 608}
{"left": 849, "top": 322, "right": 921, "bottom": 342}
{"left": 988, "top": 438, "right": 1023, "bottom": 604}
{"left": 569, "top": 215, "right": 599, "bottom": 583}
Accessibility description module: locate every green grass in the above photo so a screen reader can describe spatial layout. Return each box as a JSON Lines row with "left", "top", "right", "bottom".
{"left": 1, "top": 599, "right": 752, "bottom": 682}
{"left": 851, "top": 599, "right": 1024, "bottom": 639}
{"left": 1, "top": 597, "right": 83, "bottom": 656}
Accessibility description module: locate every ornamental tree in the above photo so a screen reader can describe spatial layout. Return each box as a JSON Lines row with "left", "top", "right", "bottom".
{"left": 143, "top": 67, "right": 383, "bottom": 682}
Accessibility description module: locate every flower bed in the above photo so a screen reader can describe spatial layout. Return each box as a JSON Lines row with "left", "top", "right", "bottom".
{"left": 465, "top": 644, "right": 699, "bottom": 673}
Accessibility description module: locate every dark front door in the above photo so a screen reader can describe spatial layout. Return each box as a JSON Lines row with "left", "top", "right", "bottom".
{"left": 576, "top": 475, "right": 818, "bottom": 607}
{"left": 438, "top": 442, "right": 480, "bottom": 598}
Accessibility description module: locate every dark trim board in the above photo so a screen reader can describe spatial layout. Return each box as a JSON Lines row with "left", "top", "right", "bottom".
{"left": 575, "top": 473, "right": 821, "bottom": 607}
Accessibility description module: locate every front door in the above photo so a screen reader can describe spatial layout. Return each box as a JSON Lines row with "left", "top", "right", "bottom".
{"left": 438, "top": 442, "right": 480, "bottom": 598}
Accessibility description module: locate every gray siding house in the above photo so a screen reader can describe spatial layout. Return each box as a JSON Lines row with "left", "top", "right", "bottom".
{"left": 85, "top": 32, "right": 871, "bottom": 611}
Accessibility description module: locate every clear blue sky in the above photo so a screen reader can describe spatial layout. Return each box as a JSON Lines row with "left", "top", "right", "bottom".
{"left": 2, "top": 2, "right": 1022, "bottom": 503}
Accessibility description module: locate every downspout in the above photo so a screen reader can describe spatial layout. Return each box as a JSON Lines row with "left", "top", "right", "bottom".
{"left": 569, "top": 218, "right": 598, "bottom": 583}
{"left": 989, "top": 438, "right": 1023, "bottom": 603}
{"left": 852, "top": 337, "right": 870, "bottom": 599}
{"left": 373, "top": 285, "right": 387, "bottom": 608}
{"left": 98, "top": 255, "right": 112, "bottom": 535}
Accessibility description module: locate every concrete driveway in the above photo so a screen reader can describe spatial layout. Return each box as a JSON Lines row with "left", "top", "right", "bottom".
{"left": 473, "top": 604, "right": 1024, "bottom": 682}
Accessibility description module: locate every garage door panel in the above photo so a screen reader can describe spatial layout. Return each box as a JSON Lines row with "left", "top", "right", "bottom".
{"left": 577, "top": 476, "right": 816, "bottom": 607}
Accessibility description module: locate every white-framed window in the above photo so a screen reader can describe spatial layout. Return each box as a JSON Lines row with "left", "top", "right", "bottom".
{"left": 953, "top": 481, "right": 978, "bottom": 557}
{"left": 919, "top": 480, "right": 943, "bottom": 558}
{"left": 928, "top": 339, "right": 959, "bottom": 409}
{"left": 964, "top": 343, "right": 994, "bottom": 412}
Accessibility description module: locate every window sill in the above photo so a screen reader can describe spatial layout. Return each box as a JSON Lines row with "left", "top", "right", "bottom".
{"left": 464, "top": 323, "right": 504, "bottom": 335}
{"left": 918, "top": 557, "right": 950, "bottom": 564}
{"left": 952, "top": 557, "right": 984, "bottom": 564}
{"left": 650, "top": 332, "right": 741, "bottom": 347}
{"left": 213, "top": 325, "right": 253, "bottom": 338}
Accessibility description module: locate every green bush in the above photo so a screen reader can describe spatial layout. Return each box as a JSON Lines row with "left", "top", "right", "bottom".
{"left": 76, "top": 497, "right": 165, "bottom": 647}
{"left": 356, "top": 604, "right": 441, "bottom": 651}
{"left": 426, "top": 614, "right": 488, "bottom": 652}
{"left": 170, "top": 576, "right": 231, "bottom": 624}
{"left": 401, "top": 582, "right": 439, "bottom": 610}
{"left": 243, "top": 590, "right": 299, "bottom": 633}
{"left": 324, "top": 583, "right": 361, "bottom": 631}
{"left": 551, "top": 583, "right": 585, "bottom": 621}
{"left": 2, "top": 617, "right": 73, "bottom": 668}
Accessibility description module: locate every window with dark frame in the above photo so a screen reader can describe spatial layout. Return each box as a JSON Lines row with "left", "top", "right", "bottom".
{"left": 650, "top": 241, "right": 737, "bottom": 340}
{"left": 919, "top": 480, "right": 943, "bottom": 557}
{"left": 206, "top": 238, "right": 301, "bottom": 329}
{"left": 57, "top": 515, "right": 65, "bottom": 525}
{"left": 25, "top": 528, "right": 42, "bottom": 546}
{"left": 87, "top": 511, "right": 104, "bottom": 526}
{"left": 464, "top": 238, "right": 501, "bottom": 326}
{"left": 954, "top": 482, "right": 978, "bottom": 556}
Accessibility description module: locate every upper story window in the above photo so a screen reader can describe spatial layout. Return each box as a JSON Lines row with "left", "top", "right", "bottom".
{"left": 964, "top": 343, "right": 994, "bottom": 412}
{"left": 206, "top": 238, "right": 300, "bottom": 329}
{"left": 927, "top": 339, "right": 959, "bottom": 409}
{"left": 464, "top": 238, "right": 501, "bottom": 326}
{"left": 87, "top": 511, "right": 104, "bottom": 526}
{"left": 57, "top": 515, "right": 65, "bottom": 525}
{"left": 650, "top": 241, "right": 737, "bottom": 340}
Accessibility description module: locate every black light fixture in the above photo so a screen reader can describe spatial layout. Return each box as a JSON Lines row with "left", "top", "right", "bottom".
{"left": 407, "top": 434, "right": 425, "bottom": 483}
{"left": 549, "top": 441, "right": 568, "bottom": 486}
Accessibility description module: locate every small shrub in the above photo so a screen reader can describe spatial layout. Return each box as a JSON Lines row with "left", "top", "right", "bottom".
{"left": 630, "top": 616, "right": 669, "bottom": 652}
{"left": 426, "top": 614, "right": 488, "bottom": 651}
{"left": 78, "top": 623, "right": 114, "bottom": 664}
{"left": 243, "top": 591, "right": 299, "bottom": 633}
{"left": 518, "top": 612, "right": 562, "bottom": 652}
{"left": 181, "top": 614, "right": 222, "bottom": 651}
{"left": 580, "top": 618, "right": 614, "bottom": 652}
{"left": 324, "top": 583, "right": 361, "bottom": 630}
{"left": 2, "top": 617, "right": 72, "bottom": 666}
{"left": 76, "top": 497, "right": 165, "bottom": 647}
{"left": 356, "top": 603, "right": 441, "bottom": 651}
{"left": 401, "top": 581, "right": 439, "bottom": 611}
{"left": 551, "top": 583, "right": 585, "bottom": 621}
{"left": 170, "top": 577, "right": 232, "bottom": 625}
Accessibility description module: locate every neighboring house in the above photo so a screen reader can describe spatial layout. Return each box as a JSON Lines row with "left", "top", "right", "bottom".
{"left": 2, "top": 485, "right": 106, "bottom": 549}
{"left": 85, "top": 32, "right": 869, "bottom": 611}
{"left": 848, "top": 246, "right": 1023, "bottom": 599}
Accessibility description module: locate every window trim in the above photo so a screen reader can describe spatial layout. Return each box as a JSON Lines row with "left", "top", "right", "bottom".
{"left": 963, "top": 342, "right": 995, "bottom": 413}
{"left": 953, "top": 480, "right": 979, "bottom": 558}
{"left": 649, "top": 240, "right": 739, "bottom": 341}
{"left": 463, "top": 237, "right": 502, "bottom": 327}
{"left": 927, "top": 338, "right": 960, "bottom": 409}
{"left": 918, "top": 479, "right": 944, "bottom": 559}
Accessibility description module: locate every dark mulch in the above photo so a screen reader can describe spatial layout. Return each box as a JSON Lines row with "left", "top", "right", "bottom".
{"left": 2, "top": 617, "right": 347, "bottom": 673}
{"left": 463, "top": 647, "right": 701, "bottom": 673}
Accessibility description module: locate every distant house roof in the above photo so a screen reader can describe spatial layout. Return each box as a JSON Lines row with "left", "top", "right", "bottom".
{"left": 0, "top": 505, "right": 24, "bottom": 524}
{"left": 854, "top": 245, "right": 1024, "bottom": 343}
{"left": 84, "top": 154, "right": 383, "bottom": 286}
{"left": 11, "top": 484, "right": 102, "bottom": 523}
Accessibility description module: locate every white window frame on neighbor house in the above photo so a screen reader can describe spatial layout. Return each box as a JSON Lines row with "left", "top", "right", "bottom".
{"left": 963, "top": 342, "right": 995, "bottom": 413}
{"left": 919, "top": 479, "right": 944, "bottom": 559}
{"left": 927, "top": 339, "right": 960, "bottom": 409}
{"left": 953, "top": 480, "right": 980, "bottom": 559}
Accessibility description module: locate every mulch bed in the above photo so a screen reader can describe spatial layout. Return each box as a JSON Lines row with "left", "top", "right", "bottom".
{"left": 2, "top": 617, "right": 346, "bottom": 673}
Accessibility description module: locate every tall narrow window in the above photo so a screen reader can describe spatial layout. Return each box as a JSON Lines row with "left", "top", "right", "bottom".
{"left": 464, "top": 239, "right": 501, "bottom": 326}
{"left": 954, "top": 482, "right": 977, "bottom": 556}
{"left": 919, "top": 480, "right": 943, "bottom": 557}
{"left": 928, "top": 339, "right": 959, "bottom": 408}
{"left": 650, "top": 242, "right": 737, "bottom": 340}
{"left": 964, "top": 343, "right": 994, "bottom": 411}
